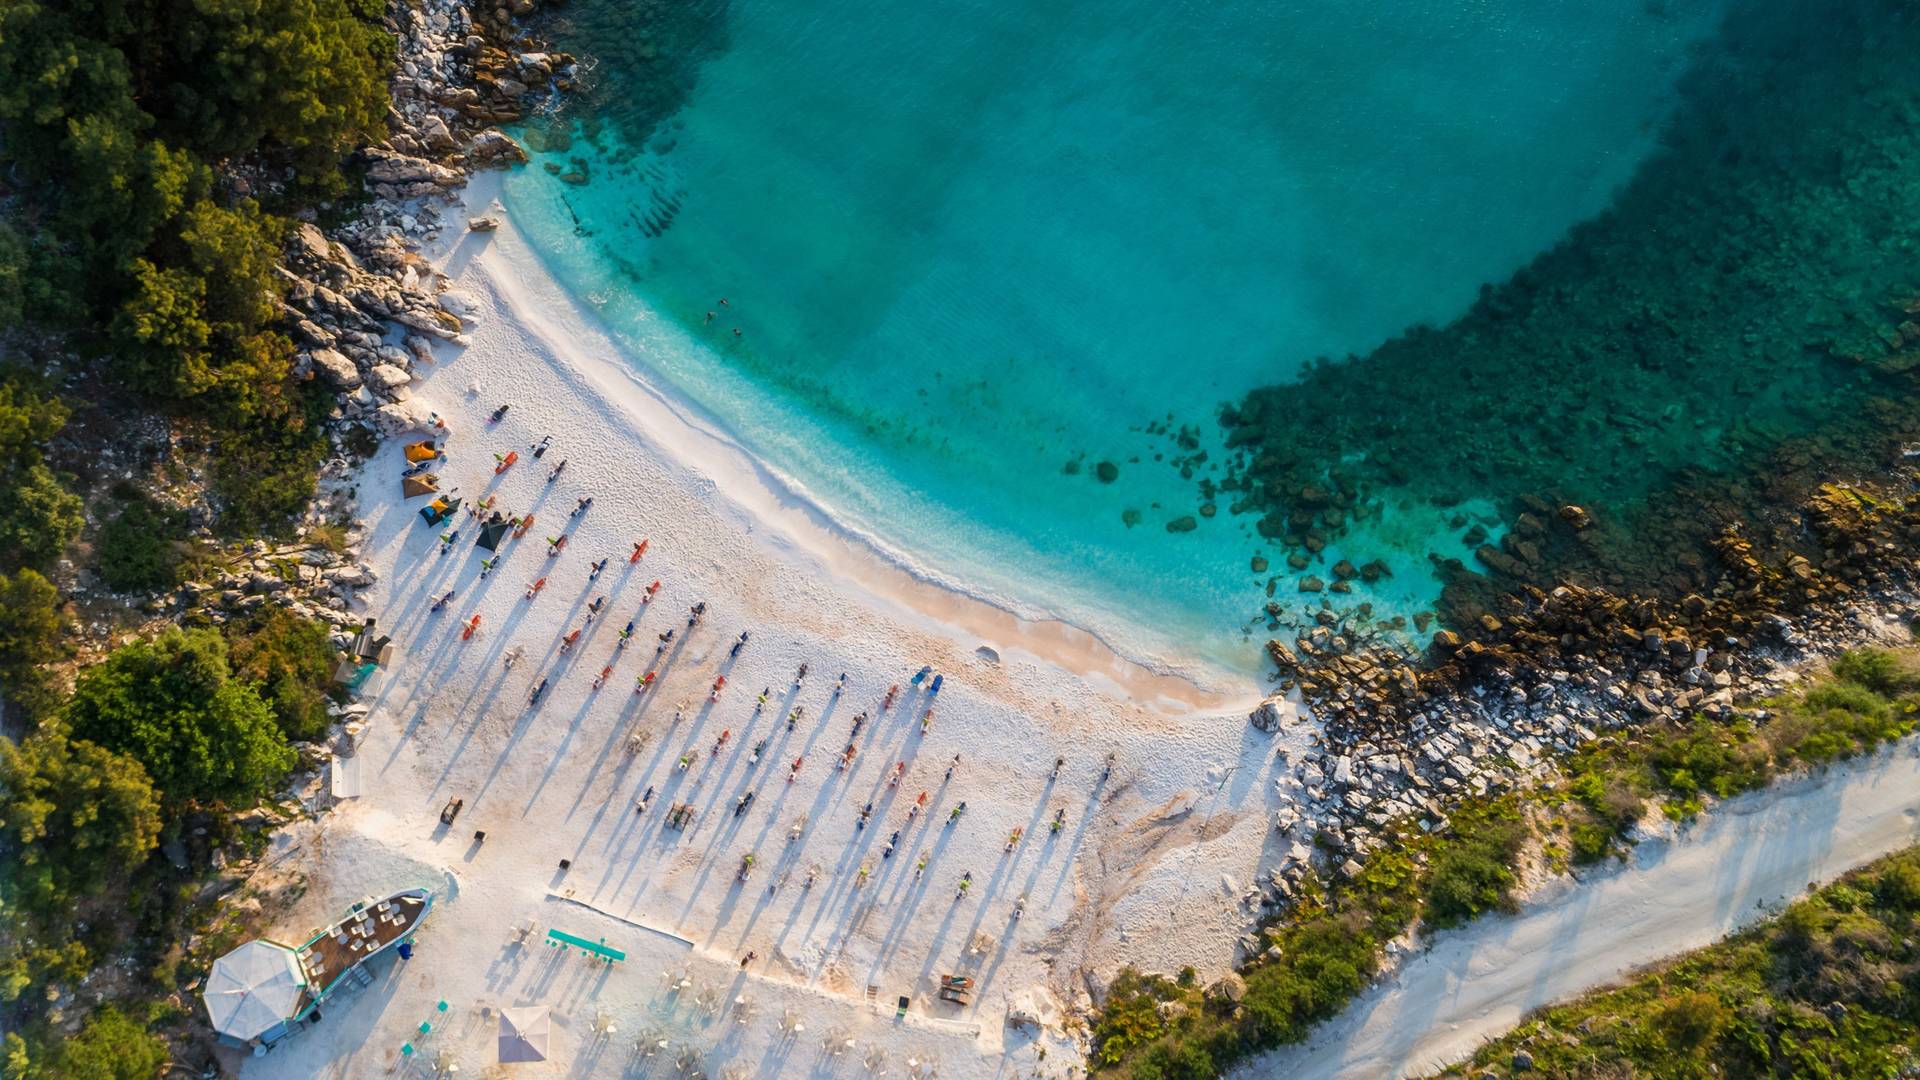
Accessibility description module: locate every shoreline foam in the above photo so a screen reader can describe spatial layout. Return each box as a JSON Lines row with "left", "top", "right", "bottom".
{"left": 453, "top": 171, "right": 1252, "bottom": 711}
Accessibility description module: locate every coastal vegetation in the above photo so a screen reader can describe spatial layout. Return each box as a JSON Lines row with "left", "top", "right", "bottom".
{"left": 0, "top": 0, "right": 395, "bottom": 1070}
{"left": 1433, "top": 842, "right": 1920, "bottom": 1078}
{"left": 1088, "top": 648, "right": 1920, "bottom": 1078}
{"left": 0, "top": 0, "right": 390, "bottom": 534}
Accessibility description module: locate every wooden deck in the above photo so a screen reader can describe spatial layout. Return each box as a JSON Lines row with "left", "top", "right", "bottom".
{"left": 296, "top": 889, "right": 431, "bottom": 997}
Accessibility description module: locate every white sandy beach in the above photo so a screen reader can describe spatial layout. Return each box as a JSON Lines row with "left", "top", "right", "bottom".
{"left": 237, "top": 171, "right": 1299, "bottom": 1078}
{"left": 233, "top": 169, "right": 1920, "bottom": 1080}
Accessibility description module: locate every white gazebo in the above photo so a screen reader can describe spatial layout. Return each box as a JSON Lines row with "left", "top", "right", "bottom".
{"left": 204, "top": 940, "right": 308, "bottom": 1043}
{"left": 498, "top": 1006, "right": 551, "bottom": 1063}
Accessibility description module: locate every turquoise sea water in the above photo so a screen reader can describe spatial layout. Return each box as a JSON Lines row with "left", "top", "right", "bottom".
{"left": 504, "top": 0, "right": 1726, "bottom": 670}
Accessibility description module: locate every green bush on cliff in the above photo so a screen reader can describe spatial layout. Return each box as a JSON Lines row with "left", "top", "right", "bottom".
{"left": 0, "top": 568, "right": 66, "bottom": 722}
{"left": 0, "top": 729, "right": 163, "bottom": 1004}
{"left": 0, "top": 377, "right": 84, "bottom": 573}
{"left": 63, "top": 627, "right": 294, "bottom": 810}
{"left": 1422, "top": 800, "right": 1530, "bottom": 927}
{"left": 225, "top": 607, "right": 343, "bottom": 742}
{"left": 1, "top": 1005, "right": 170, "bottom": 1080}
{"left": 95, "top": 486, "right": 188, "bottom": 593}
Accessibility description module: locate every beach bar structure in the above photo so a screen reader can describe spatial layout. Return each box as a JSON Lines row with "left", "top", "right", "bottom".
{"left": 204, "top": 887, "right": 435, "bottom": 1051}
{"left": 545, "top": 927, "right": 625, "bottom": 962}
{"left": 204, "top": 941, "right": 310, "bottom": 1047}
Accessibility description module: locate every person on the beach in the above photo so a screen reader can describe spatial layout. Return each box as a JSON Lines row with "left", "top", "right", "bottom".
{"left": 547, "top": 460, "right": 567, "bottom": 483}
{"left": 588, "top": 557, "right": 608, "bottom": 580}
{"left": 740, "top": 951, "right": 755, "bottom": 967}
{"left": 571, "top": 496, "right": 593, "bottom": 517}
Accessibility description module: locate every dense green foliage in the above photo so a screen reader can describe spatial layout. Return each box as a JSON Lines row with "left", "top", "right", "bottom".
{"left": 0, "top": 0, "right": 389, "bottom": 531}
{"left": 3, "top": 1005, "right": 171, "bottom": 1080}
{"left": 0, "top": 729, "right": 162, "bottom": 1003}
{"left": 95, "top": 485, "right": 186, "bottom": 592}
{"left": 0, "top": 378, "right": 83, "bottom": 572}
{"left": 207, "top": 379, "right": 336, "bottom": 538}
{"left": 64, "top": 627, "right": 295, "bottom": 808}
{"left": 0, "top": 730, "right": 161, "bottom": 917}
{"left": 225, "top": 607, "right": 343, "bottom": 741}
{"left": 0, "top": 568, "right": 64, "bottom": 721}
{"left": 1436, "top": 846, "right": 1920, "bottom": 1079}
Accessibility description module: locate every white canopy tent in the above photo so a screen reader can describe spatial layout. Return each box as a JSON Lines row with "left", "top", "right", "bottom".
{"left": 499, "top": 1006, "right": 551, "bottom": 1063}
{"left": 204, "top": 940, "right": 307, "bottom": 1043}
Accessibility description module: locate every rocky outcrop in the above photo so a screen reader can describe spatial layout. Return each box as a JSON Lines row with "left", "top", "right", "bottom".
{"left": 272, "top": 0, "right": 576, "bottom": 433}
{"left": 1236, "top": 477, "right": 1920, "bottom": 918}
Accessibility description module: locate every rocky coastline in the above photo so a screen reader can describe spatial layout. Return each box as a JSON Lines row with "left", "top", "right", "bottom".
{"left": 1241, "top": 474, "right": 1920, "bottom": 933}
{"left": 153, "top": 0, "right": 577, "bottom": 653}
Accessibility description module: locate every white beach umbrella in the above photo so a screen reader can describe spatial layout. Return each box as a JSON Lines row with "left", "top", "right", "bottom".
{"left": 203, "top": 941, "right": 306, "bottom": 1043}
{"left": 497, "top": 1006, "right": 551, "bottom": 1063}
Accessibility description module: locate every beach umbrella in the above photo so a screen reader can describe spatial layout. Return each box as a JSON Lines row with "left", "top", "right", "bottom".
{"left": 203, "top": 940, "right": 306, "bottom": 1043}
{"left": 402, "top": 473, "right": 440, "bottom": 498}
{"left": 497, "top": 1006, "right": 550, "bottom": 1063}
{"left": 477, "top": 520, "right": 512, "bottom": 551}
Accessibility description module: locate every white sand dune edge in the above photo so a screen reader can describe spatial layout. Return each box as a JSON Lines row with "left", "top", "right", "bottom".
{"left": 1247, "top": 738, "right": 1920, "bottom": 1079}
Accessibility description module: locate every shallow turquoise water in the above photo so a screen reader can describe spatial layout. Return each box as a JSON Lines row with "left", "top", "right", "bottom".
{"left": 504, "top": 0, "right": 1725, "bottom": 669}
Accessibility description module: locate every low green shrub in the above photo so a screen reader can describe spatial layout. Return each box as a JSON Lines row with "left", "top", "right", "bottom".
{"left": 224, "top": 608, "right": 343, "bottom": 742}
{"left": 95, "top": 485, "right": 187, "bottom": 592}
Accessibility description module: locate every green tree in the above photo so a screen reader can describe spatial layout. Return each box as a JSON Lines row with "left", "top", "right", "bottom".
{"left": 0, "top": 378, "right": 68, "bottom": 462}
{"left": 0, "top": 730, "right": 161, "bottom": 915}
{"left": 0, "top": 568, "right": 66, "bottom": 720}
{"left": 226, "top": 608, "right": 341, "bottom": 741}
{"left": 0, "top": 376, "right": 84, "bottom": 572}
{"left": 64, "top": 627, "right": 294, "bottom": 808}
{"left": 0, "top": 463, "right": 85, "bottom": 571}
{"left": 8, "top": 1006, "right": 169, "bottom": 1080}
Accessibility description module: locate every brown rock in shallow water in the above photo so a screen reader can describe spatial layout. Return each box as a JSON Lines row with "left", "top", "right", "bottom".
{"left": 1287, "top": 552, "right": 1310, "bottom": 571}
{"left": 1332, "top": 559, "right": 1358, "bottom": 580}
{"left": 1559, "top": 504, "right": 1593, "bottom": 529}
{"left": 1166, "top": 515, "right": 1198, "bottom": 533}
{"left": 1251, "top": 555, "right": 1269, "bottom": 573}
{"left": 1299, "top": 576, "right": 1325, "bottom": 593}
{"left": 1096, "top": 460, "right": 1120, "bottom": 483}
